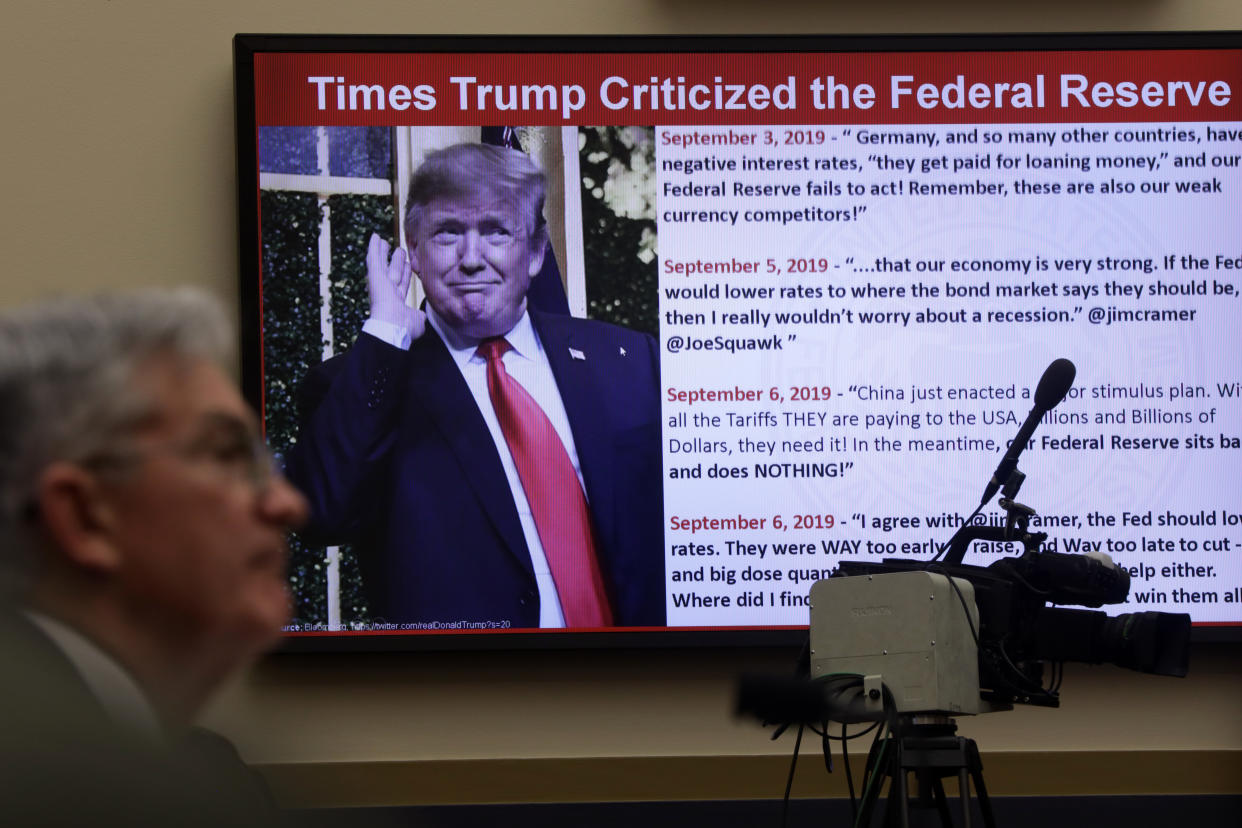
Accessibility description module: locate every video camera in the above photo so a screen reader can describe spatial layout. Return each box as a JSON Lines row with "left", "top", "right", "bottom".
{"left": 825, "top": 504, "right": 1191, "bottom": 711}
{"left": 740, "top": 358, "right": 1191, "bottom": 724}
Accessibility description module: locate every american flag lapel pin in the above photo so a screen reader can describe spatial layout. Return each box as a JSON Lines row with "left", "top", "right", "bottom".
{"left": 569, "top": 347, "right": 586, "bottom": 361}
{"left": 619, "top": 346, "right": 627, "bottom": 356}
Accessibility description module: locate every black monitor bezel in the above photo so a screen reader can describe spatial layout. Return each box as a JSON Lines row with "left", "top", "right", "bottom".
{"left": 235, "top": 31, "right": 1242, "bottom": 651}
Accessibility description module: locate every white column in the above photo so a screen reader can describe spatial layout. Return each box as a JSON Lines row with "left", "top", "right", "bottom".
{"left": 560, "top": 126, "right": 587, "bottom": 318}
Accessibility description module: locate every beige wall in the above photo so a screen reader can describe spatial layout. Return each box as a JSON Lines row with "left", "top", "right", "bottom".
{"left": 3, "top": 0, "right": 1239, "bottom": 805}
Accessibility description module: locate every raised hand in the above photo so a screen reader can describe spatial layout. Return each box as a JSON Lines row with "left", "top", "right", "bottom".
{"left": 365, "top": 232, "right": 425, "bottom": 338}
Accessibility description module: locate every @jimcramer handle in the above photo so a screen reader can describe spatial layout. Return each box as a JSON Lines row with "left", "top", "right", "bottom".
{"left": 287, "top": 142, "right": 665, "bottom": 631}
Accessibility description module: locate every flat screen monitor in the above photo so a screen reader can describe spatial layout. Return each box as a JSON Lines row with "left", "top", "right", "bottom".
{"left": 234, "top": 33, "right": 1242, "bottom": 649}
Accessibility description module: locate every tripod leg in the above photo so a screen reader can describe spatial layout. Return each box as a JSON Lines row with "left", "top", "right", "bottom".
{"left": 893, "top": 766, "right": 910, "bottom": 828}
{"left": 957, "top": 767, "right": 972, "bottom": 828}
{"left": 965, "top": 740, "right": 995, "bottom": 828}
{"left": 929, "top": 776, "right": 954, "bottom": 828}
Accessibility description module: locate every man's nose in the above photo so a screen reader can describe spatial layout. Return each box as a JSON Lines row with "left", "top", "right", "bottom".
{"left": 458, "top": 229, "right": 484, "bottom": 272}
{"left": 262, "top": 474, "right": 310, "bottom": 530}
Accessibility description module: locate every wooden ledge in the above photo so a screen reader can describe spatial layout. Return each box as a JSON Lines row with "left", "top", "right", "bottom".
{"left": 256, "top": 750, "right": 1242, "bottom": 808}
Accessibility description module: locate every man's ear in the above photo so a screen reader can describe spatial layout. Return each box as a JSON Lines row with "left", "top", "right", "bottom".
{"left": 526, "top": 241, "right": 547, "bottom": 279}
{"left": 33, "top": 462, "right": 123, "bottom": 574}
{"left": 406, "top": 242, "right": 421, "bottom": 276}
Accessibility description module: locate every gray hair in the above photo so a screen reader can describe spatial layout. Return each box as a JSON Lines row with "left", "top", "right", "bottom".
{"left": 403, "top": 142, "right": 548, "bottom": 253}
{"left": 0, "top": 287, "right": 232, "bottom": 585}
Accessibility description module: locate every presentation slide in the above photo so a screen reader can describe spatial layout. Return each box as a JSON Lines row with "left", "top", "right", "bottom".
{"left": 244, "top": 42, "right": 1242, "bottom": 634}
{"left": 657, "top": 114, "right": 1239, "bottom": 626}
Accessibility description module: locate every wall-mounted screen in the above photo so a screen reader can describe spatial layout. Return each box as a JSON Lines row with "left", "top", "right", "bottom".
{"left": 235, "top": 33, "right": 1242, "bottom": 648}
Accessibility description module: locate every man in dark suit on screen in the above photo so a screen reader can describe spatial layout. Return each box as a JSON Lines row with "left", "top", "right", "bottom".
{"left": 288, "top": 142, "right": 665, "bottom": 629}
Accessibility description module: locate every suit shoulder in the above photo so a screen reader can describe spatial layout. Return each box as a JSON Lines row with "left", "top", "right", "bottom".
{"left": 537, "top": 311, "right": 655, "bottom": 347}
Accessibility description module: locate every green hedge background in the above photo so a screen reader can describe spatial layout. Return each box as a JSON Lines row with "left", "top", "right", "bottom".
{"left": 261, "top": 190, "right": 393, "bottom": 627}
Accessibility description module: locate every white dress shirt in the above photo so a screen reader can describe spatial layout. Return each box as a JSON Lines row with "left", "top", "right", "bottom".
{"left": 25, "top": 610, "right": 164, "bottom": 742}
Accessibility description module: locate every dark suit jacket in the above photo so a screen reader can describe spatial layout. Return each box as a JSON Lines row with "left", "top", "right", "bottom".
{"left": 287, "top": 310, "right": 665, "bottom": 628}
{"left": 0, "top": 609, "right": 280, "bottom": 827}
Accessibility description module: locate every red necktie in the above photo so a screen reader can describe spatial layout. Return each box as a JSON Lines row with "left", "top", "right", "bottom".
{"left": 477, "top": 338, "right": 614, "bottom": 627}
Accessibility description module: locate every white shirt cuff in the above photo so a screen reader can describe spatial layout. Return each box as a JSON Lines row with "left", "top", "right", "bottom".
{"left": 362, "top": 318, "right": 414, "bottom": 350}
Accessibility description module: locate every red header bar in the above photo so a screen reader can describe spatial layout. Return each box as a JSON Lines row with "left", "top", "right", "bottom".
{"left": 254, "top": 50, "right": 1242, "bottom": 126}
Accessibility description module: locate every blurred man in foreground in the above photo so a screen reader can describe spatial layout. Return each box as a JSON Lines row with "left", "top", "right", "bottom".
{"left": 0, "top": 288, "right": 308, "bottom": 826}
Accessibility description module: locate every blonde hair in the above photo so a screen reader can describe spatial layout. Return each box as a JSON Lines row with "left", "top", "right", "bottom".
{"left": 403, "top": 142, "right": 548, "bottom": 252}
